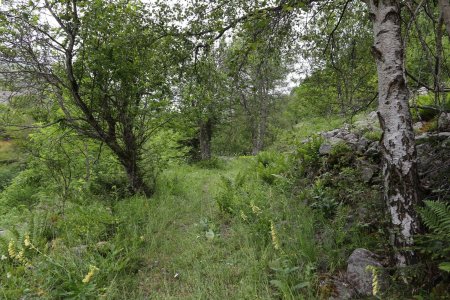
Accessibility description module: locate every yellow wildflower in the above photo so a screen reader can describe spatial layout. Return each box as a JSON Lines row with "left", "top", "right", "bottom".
{"left": 240, "top": 210, "right": 248, "bottom": 221}
{"left": 15, "top": 250, "right": 26, "bottom": 263}
{"left": 270, "top": 220, "right": 281, "bottom": 250}
{"left": 82, "top": 265, "right": 100, "bottom": 284}
{"left": 8, "top": 240, "right": 15, "bottom": 258}
{"left": 366, "top": 265, "right": 380, "bottom": 296}
{"left": 24, "top": 234, "right": 31, "bottom": 247}
{"left": 250, "top": 201, "right": 261, "bottom": 215}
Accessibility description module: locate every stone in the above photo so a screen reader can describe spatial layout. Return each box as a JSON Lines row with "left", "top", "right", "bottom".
{"left": 343, "top": 133, "right": 358, "bottom": 144}
{"left": 360, "top": 165, "right": 377, "bottom": 183}
{"left": 330, "top": 129, "right": 340, "bottom": 136}
{"left": 438, "top": 112, "right": 450, "bottom": 131}
{"left": 319, "top": 144, "right": 333, "bottom": 155}
{"left": 335, "top": 130, "right": 349, "bottom": 139}
{"left": 329, "top": 137, "right": 345, "bottom": 145}
{"left": 355, "top": 137, "right": 369, "bottom": 153}
{"left": 347, "top": 248, "right": 385, "bottom": 297}
{"left": 319, "top": 137, "right": 346, "bottom": 155}
{"left": 321, "top": 131, "right": 335, "bottom": 139}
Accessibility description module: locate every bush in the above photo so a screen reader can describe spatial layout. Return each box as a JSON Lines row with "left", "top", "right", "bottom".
{"left": 363, "top": 130, "right": 382, "bottom": 142}
{"left": 326, "top": 142, "right": 354, "bottom": 170}
{"left": 195, "top": 157, "right": 224, "bottom": 169}
{"left": 255, "top": 151, "right": 289, "bottom": 184}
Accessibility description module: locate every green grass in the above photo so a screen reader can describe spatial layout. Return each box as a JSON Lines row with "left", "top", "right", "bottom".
{"left": 0, "top": 146, "right": 387, "bottom": 299}
{"left": 292, "top": 116, "right": 344, "bottom": 140}
{"left": 0, "top": 159, "right": 297, "bottom": 299}
{"left": 130, "top": 160, "right": 279, "bottom": 299}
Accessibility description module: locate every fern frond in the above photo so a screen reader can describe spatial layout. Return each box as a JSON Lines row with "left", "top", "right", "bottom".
{"left": 419, "top": 200, "right": 450, "bottom": 237}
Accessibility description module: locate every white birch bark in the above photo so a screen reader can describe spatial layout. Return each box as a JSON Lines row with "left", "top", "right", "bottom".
{"left": 368, "top": 0, "right": 421, "bottom": 265}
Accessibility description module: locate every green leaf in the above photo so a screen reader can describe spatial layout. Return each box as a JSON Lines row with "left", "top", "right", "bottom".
{"left": 269, "top": 280, "right": 284, "bottom": 290}
{"left": 438, "top": 262, "right": 450, "bottom": 272}
{"left": 205, "top": 229, "right": 215, "bottom": 240}
{"left": 292, "top": 282, "right": 310, "bottom": 290}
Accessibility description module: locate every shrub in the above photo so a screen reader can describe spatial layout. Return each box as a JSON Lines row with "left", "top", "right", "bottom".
{"left": 327, "top": 142, "right": 354, "bottom": 169}
{"left": 255, "top": 151, "right": 289, "bottom": 184}
{"left": 195, "top": 157, "right": 224, "bottom": 169}
{"left": 363, "top": 130, "right": 382, "bottom": 142}
{"left": 292, "top": 135, "right": 323, "bottom": 179}
{"left": 308, "top": 178, "right": 339, "bottom": 219}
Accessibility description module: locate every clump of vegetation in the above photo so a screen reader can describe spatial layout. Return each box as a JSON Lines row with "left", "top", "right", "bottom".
{"left": 255, "top": 151, "right": 289, "bottom": 184}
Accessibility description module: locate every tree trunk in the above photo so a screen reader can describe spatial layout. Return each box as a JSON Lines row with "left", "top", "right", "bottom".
{"left": 251, "top": 120, "right": 266, "bottom": 155}
{"left": 435, "top": 15, "right": 444, "bottom": 108}
{"left": 251, "top": 105, "right": 268, "bottom": 155}
{"left": 199, "top": 118, "right": 213, "bottom": 160}
{"left": 438, "top": 0, "right": 450, "bottom": 37}
{"left": 120, "top": 154, "right": 152, "bottom": 197}
{"left": 368, "top": 0, "right": 421, "bottom": 266}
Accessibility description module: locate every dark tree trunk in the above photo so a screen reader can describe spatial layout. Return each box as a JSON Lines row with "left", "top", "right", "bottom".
{"left": 438, "top": 0, "right": 450, "bottom": 37}
{"left": 119, "top": 120, "right": 152, "bottom": 197}
{"left": 368, "top": 0, "right": 421, "bottom": 266}
{"left": 199, "top": 118, "right": 213, "bottom": 160}
{"left": 119, "top": 153, "right": 152, "bottom": 197}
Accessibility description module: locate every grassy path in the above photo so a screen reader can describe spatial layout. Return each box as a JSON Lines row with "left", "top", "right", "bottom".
{"left": 128, "top": 160, "right": 274, "bottom": 299}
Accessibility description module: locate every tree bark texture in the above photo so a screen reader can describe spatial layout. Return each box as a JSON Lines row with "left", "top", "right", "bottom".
{"left": 251, "top": 116, "right": 267, "bottom": 155}
{"left": 199, "top": 118, "right": 213, "bottom": 160}
{"left": 438, "top": 0, "right": 450, "bottom": 38}
{"left": 368, "top": 0, "right": 421, "bottom": 265}
{"left": 119, "top": 152, "right": 151, "bottom": 197}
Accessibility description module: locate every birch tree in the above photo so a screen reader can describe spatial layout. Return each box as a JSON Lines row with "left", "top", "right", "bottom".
{"left": 365, "top": 0, "right": 420, "bottom": 265}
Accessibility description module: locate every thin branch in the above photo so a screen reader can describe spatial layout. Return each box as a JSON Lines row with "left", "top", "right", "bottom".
{"left": 406, "top": 70, "right": 450, "bottom": 92}
{"left": 323, "top": 0, "right": 351, "bottom": 55}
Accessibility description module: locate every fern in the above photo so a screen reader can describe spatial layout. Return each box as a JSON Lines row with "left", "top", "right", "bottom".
{"left": 419, "top": 200, "right": 450, "bottom": 238}
{"left": 417, "top": 200, "right": 450, "bottom": 264}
